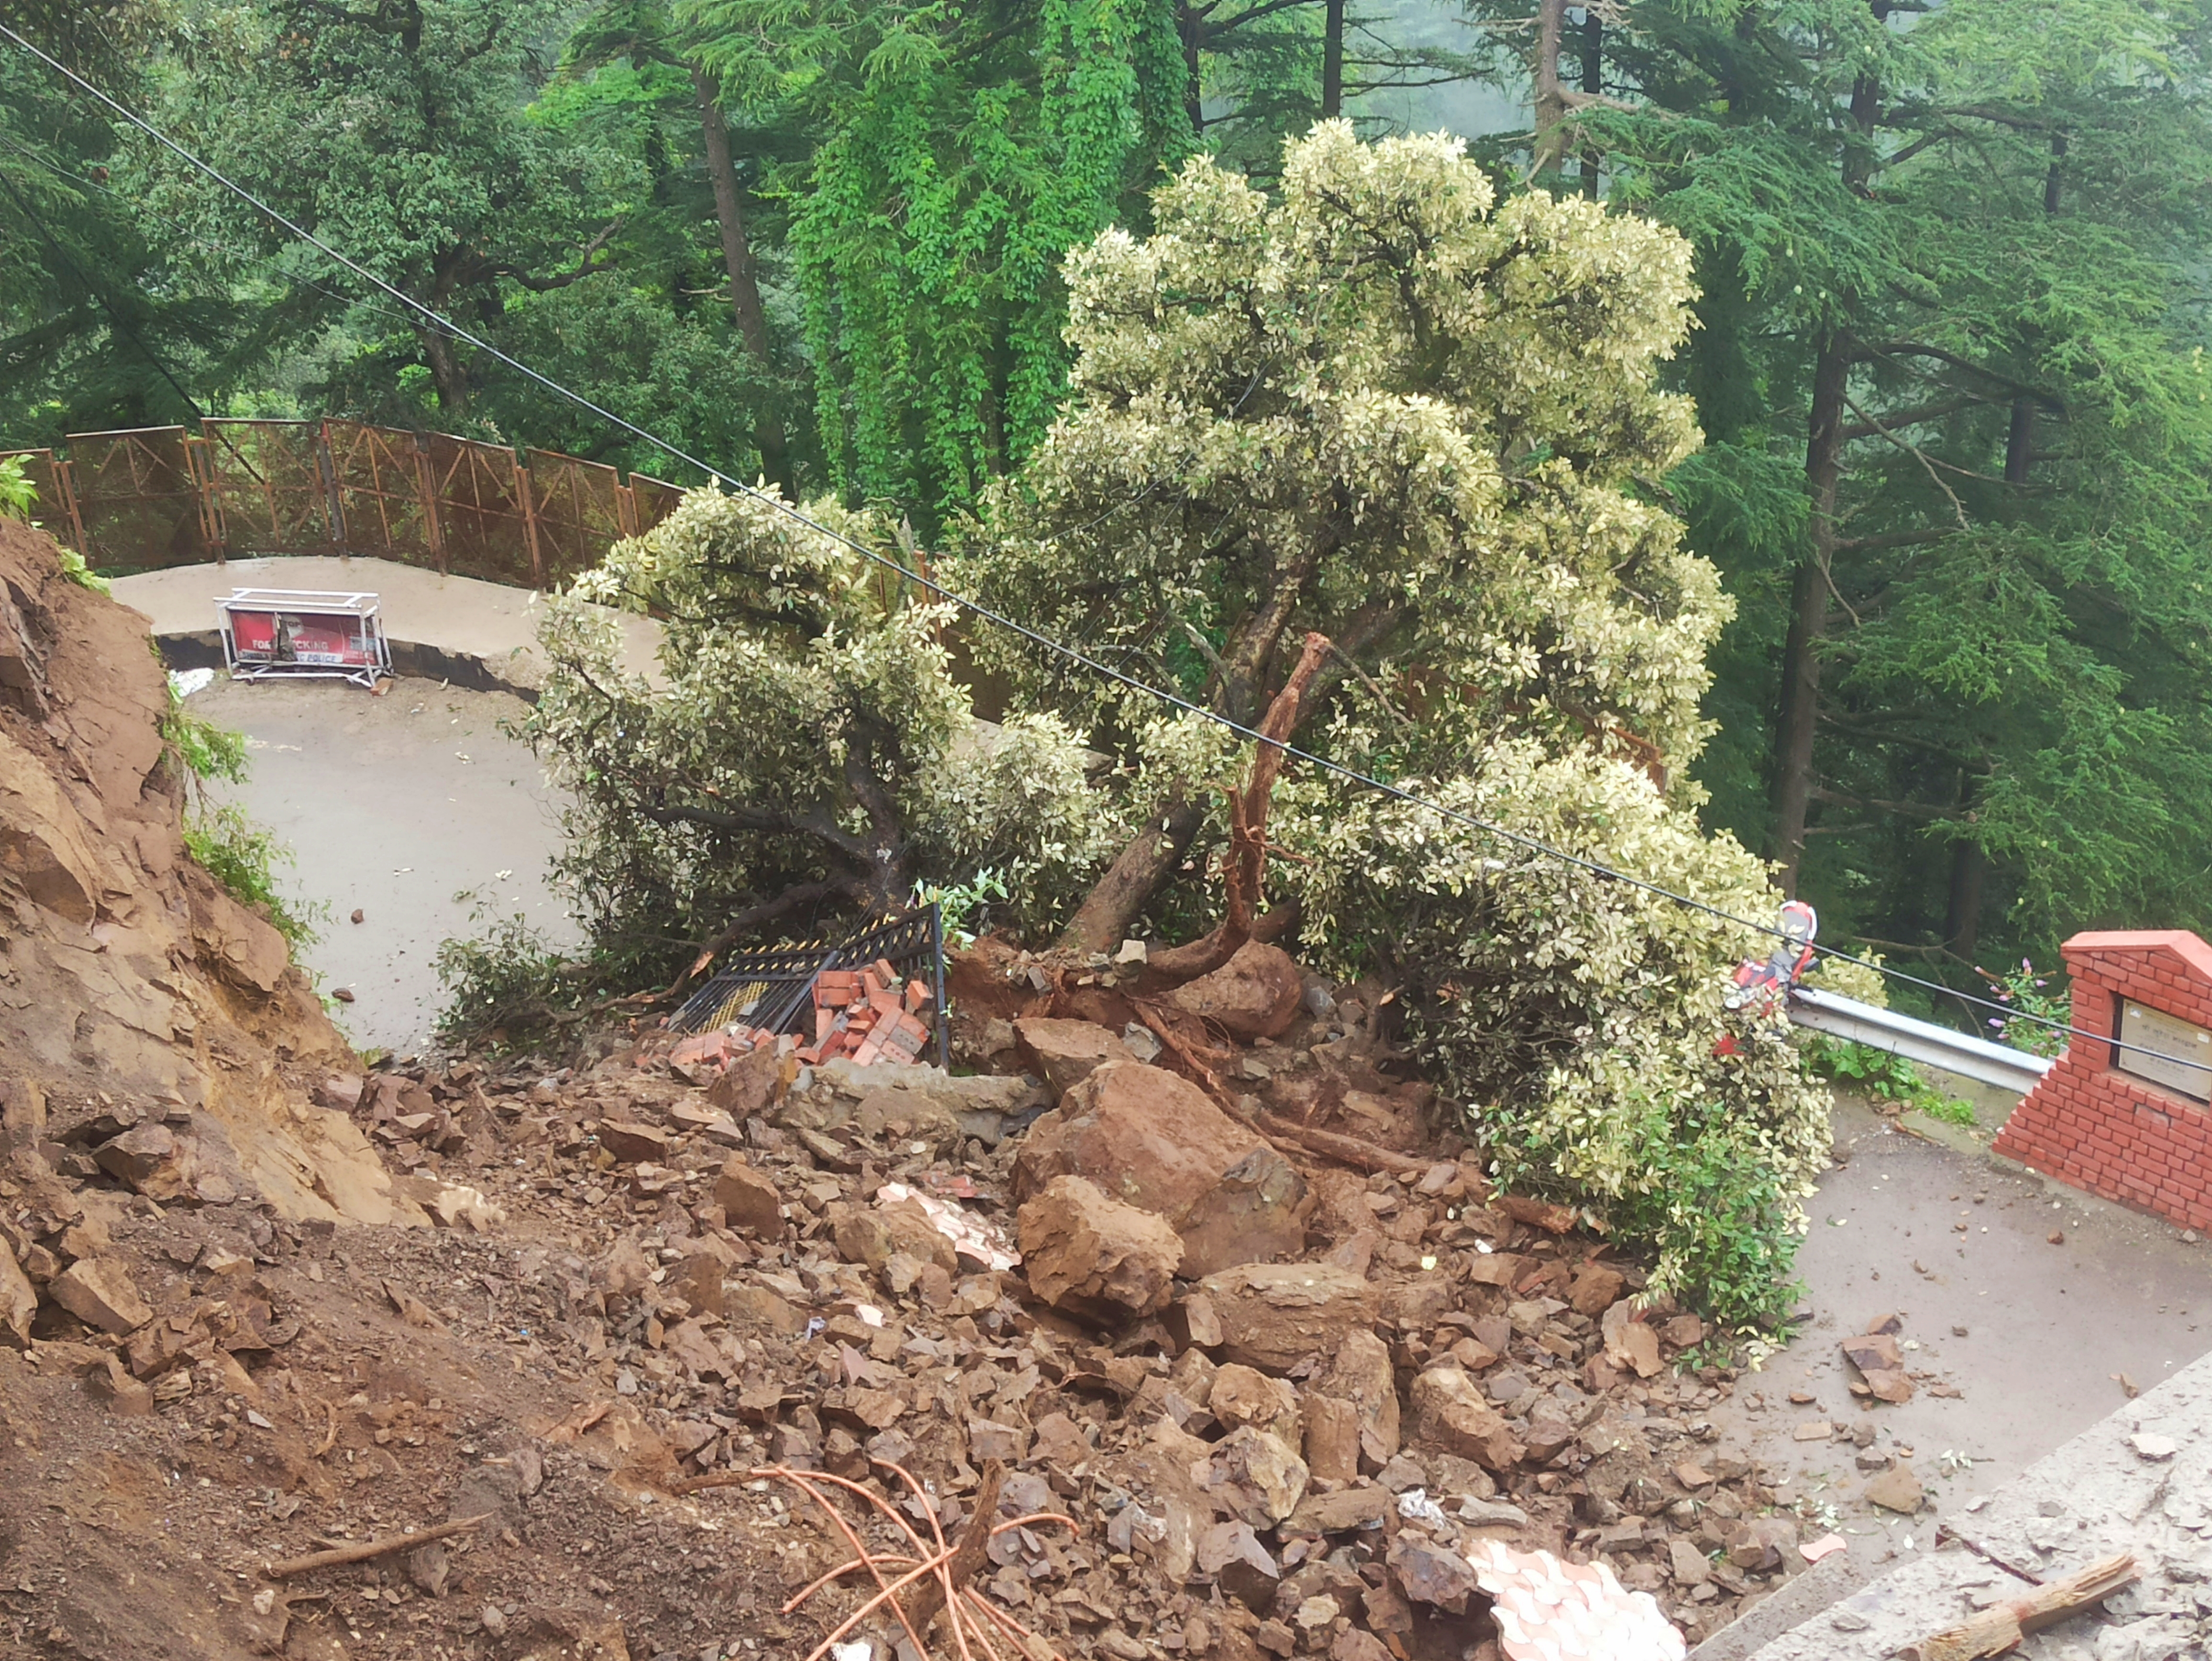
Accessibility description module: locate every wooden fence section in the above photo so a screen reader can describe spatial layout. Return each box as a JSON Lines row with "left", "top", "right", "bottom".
{"left": 1, "top": 418, "right": 690, "bottom": 586}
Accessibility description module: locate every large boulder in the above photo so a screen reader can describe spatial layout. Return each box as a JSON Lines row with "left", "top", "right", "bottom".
{"left": 1014, "top": 1061, "right": 1307, "bottom": 1276}
{"left": 1164, "top": 941, "right": 1304, "bottom": 1041}
{"left": 1017, "top": 1175, "right": 1183, "bottom": 1320}
{"left": 1196, "top": 1262, "right": 1378, "bottom": 1373}
{"left": 1014, "top": 1018, "right": 1133, "bottom": 1098}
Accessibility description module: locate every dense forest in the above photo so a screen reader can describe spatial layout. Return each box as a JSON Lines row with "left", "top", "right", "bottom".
{"left": 5, "top": 0, "right": 2212, "bottom": 1014}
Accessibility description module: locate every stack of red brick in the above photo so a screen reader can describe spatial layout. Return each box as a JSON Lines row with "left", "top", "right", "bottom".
{"left": 804, "top": 960, "right": 933, "bottom": 1067}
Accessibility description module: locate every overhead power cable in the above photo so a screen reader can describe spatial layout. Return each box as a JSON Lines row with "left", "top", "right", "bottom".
{"left": 0, "top": 21, "right": 2152, "bottom": 1065}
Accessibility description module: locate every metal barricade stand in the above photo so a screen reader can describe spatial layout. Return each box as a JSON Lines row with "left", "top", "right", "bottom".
{"left": 217, "top": 588, "right": 392, "bottom": 689}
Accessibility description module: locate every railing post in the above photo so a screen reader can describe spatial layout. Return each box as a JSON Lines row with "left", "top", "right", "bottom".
{"left": 315, "top": 421, "right": 346, "bottom": 552}
{"left": 518, "top": 451, "right": 545, "bottom": 587}
{"left": 412, "top": 432, "right": 446, "bottom": 576}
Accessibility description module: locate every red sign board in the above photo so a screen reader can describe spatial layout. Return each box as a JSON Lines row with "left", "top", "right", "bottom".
{"left": 227, "top": 606, "right": 378, "bottom": 667}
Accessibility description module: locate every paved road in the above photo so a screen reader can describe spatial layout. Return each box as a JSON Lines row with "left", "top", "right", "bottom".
{"left": 188, "top": 674, "right": 578, "bottom": 1056}
{"left": 1707, "top": 1096, "right": 2210, "bottom": 1556}
{"left": 113, "top": 554, "right": 663, "bottom": 688}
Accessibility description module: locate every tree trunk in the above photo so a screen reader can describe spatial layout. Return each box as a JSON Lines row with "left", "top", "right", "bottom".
{"left": 1945, "top": 833, "right": 1984, "bottom": 963}
{"left": 1769, "top": 57, "right": 1881, "bottom": 892}
{"left": 692, "top": 67, "right": 789, "bottom": 486}
{"left": 1060, "top": 796, "right": 1207, "bottom": 955}
{"left": 1178, "top": 1, "right": 1206, "bottom": 135}
{"left": 1321, "top": 0, "right": 1345, "bottom": 118}
{"left": 420, "top": 328, "right": 470, "bottom": 418}
{"left": 1531, "top": 0, "right": 1569, "bottom": 183}
{"left": 1577, "top": 9, "right": 1603, "bottom": 196}
{"left": 1769, "top": 337, "right": 1848, "bottom": 893}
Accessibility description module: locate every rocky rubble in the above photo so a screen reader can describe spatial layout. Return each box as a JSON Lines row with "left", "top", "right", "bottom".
{"left": 1, "top": 843, "right": 1828, "bottom": 1661}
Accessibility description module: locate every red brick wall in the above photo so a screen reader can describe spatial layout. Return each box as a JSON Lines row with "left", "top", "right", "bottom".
{"left": 1992, "top": 930, "right": 2212, "bottom": 1231}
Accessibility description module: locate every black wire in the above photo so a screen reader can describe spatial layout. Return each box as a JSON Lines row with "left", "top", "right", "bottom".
{"left": 4, "top": 20, "right": 2168, "bottom": 1067}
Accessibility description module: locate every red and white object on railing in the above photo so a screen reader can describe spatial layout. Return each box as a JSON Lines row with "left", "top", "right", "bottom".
{"left": 217, "top": 587, "right": 391, "bottom": 689}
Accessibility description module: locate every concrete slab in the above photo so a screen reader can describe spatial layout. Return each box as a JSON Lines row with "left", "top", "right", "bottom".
{"left": 1703, "top": 1097, "right": 2211, "bottom": 1536}
{"left": 1738, "top": 1347, "right": 2212, "bottom": 1659}
{"left": 111, "top": 554, "right": 663, "bottom": 690}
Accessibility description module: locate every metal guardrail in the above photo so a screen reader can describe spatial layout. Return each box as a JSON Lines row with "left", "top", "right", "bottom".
{"left": 1788, "top": 985, "right": 2056, "bottom": 1096}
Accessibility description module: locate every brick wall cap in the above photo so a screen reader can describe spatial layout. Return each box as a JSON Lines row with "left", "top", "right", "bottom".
{"left": 2062, "top": 930, "right": 2212, "bottom": 988}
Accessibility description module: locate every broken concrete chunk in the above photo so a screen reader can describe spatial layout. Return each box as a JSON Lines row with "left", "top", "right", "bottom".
{"left": 1016, "top": 1174, "right": 1182, "bottom": 1319}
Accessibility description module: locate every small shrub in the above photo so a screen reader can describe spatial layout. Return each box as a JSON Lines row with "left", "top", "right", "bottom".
{"left": 1976, "top": 959, "right": 2069, "bottom": 1058}
{"left": 183, "top": 803, "right": 325, "bottom": 951}
{"left": 1799, "top": 1035, "right": 1980, "bottom": 1127}
{"left": 434, "top": 908, "right": 581, "bottom": 1044}
{"left": 1, "top": 456, "right": 110, "bottom": 594}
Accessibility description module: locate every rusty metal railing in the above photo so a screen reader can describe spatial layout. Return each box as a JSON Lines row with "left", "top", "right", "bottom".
{"left": 2, "top": 418, "right": 688, "bottom": 586}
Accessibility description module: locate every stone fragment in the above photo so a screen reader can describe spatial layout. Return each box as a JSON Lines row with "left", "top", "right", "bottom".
{"left": 1303, "top": 1395, "right": 1362, "bottom": 1485}
{"left": 596, "top": 1120, "right": 671, "bottom": 1163}
{"left": 1320, "top": 1328, "right": 1401, "bottom": 1469}
{"left": 1208, "top": 1364, "right": 1301, "bottom": 1440}
{"left": 2130, "top": 1432, "right": 2178, "bottom": 1462}
{"left": 1016, "top": 1174, "right": 1182, "bottom": 1319}
{"left": 967, "top": 1418, "right": 1029, "bottom": 1462}
{"left": 707, "top": 1044, "right": 781, "bottom": 1119}
{"left": 1197, "top": 1519, "right": 1280, "bottom": 1611}
{"left": 1792, "top": 1420, "right": 1833, "bottom": 1442}
{"left": 1839, "top": 1332, "right": 1902, "bottom": 1372}
{"left": 48, "top": 1257, "right": 151, "bottom": 1334}
{"left": 1568, "top": 1262, "right": 1625, "bottom": 1317}
{"left": 1013, "top": 1018, "right": 1133, "bottom": 1097}
{"left": 1200, "top": 1427, "right": 1310, "bottom": 1526}
{"left": 713, "top": 1156, "right": 784, "bottom": 1236}
{"left": 1387, "top": 1535, "right": 1478, "bottom": 1611}
{"left": 1660, "top": 1314, "right": 1705, "bottom": 1349}
{"left": 1669, "top": 1539, "right": 1713, "bottom": 1586}
{"left": 0, "top": 1239, "right": 34, "bottom": 1346}
{"left": 1863, "top": 1463, "right": 1923, "bottom": 1514}
{"left": 1175, "top": 1147, "right": 1309, "bottom": 1277}
{"left": 832, "top": 1199, "right": 958, "bottom": 1277}
{"left": 1332, "top": 1631, "right": 1391, "bottom": 1661}
{"left": 1198, "top": 1262, "right": 1378, "bottom": 1373}
{"left": 1163, "top": 941, "right": 1305, "bottom": 1041}
{"left": 1859, "top": 1369, "right": 1915, "bottom": 1405}
{"left": 1289, "top": 1487, "right": 1389, "bottom": 1534}
{"left": 1016, "top": 1061, "right": 1301, "bottom": 1275}
{"left": 1408, "top": 1365, "right": 1525, "bottom": 1472}
{"left": 94, "top": 1123, "right": 192, "bottom": 1199}
{"left": 1600, "top": 1300, "right": 1663, "bottom": 1378}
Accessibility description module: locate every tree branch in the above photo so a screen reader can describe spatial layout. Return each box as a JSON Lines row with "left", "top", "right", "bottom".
{"left": 498, "top": 222, "right": 622, "bottom": 292}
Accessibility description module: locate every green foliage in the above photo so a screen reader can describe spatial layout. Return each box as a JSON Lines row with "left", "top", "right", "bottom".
{"left": 0, "top": 454, "right": 32, "bottom": 518}
{"left": 161, "top": 695, "right": 247, "bottom": 785}
{"left": 1798, "top": 1035, "right": 1978, "bottom": 1127}
{"left": 434, "top": 909, "right": 580, "bottom": 1044}
{"left": 1599, "top": 1098, "right": 1806, "bottom": 1333}
{"left": 685, "top": 0, "right": 1194, "bottom": 523}
{"left": 523, "top": 484, "right": 1114, "bottom": 985}
{"left": 1975, "top": 958, "right": 2071, "bottom": 1059}
{"left": 161, "top": 680, "right": 317, "bottom": 952}
{"left": 182, "top": 802, "right": 323, "bottom": 952}
{"left": 914, "top": 869, "right": 1010, "bottom": 949}
{"left": 973, "top": 126, "right": 1831, "bottom": 1322}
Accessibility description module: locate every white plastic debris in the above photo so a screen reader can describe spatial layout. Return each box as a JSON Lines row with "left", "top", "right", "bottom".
{"left": 1465, "top": 1538, "right": 1685, "bottom": 1661}
{"left": 1395, "top": 1489, "right": 1451, "bottom": 1528}
{"left": 167, "top": 666, "right": 216, "bottom": 699}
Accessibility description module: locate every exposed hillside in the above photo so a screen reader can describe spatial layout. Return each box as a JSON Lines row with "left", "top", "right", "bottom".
{"left": 0, "top": 513, "right": 411, "bottom": 1224}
